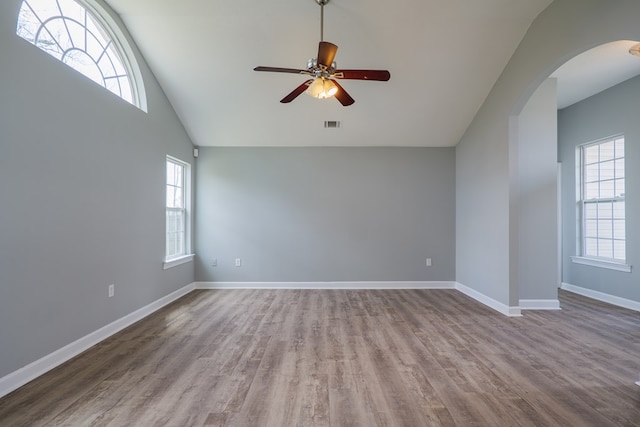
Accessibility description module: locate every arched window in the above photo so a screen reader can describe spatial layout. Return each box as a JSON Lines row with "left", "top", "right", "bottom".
{"left": 16, "top": 0, "right": 145, "bottom": 110}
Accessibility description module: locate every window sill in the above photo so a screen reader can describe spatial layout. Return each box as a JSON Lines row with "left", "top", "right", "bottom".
{"left": 163, "top": 254, "right": 195, "bottom": 270}
{"left": 570, "top": 256, "right": 631, "bottom": 273}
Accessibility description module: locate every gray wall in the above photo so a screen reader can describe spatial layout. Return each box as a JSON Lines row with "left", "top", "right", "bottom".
{"left": 515, "top": 78, "right": 558, "bottom": 301}
{"left": 559, "top": 75, "right": 640, "bottom": 303}
{"left": 456, "top": 0, "right": 640, "bottom": 307}
{"left": 0, "top": 0, "right": 195, "bottom": 378}
{"left": 195, "top": 147, "right": 455, "bottom": 283}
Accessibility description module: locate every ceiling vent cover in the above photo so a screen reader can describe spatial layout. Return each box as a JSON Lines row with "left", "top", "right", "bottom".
{"left": 324, "top": 120, "right": 341, "bottom": 128}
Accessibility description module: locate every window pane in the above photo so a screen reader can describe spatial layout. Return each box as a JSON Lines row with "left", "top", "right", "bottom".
{"left": 597, "top": 220, "right": 613, "bottom": 239}
{"left": 98, "top": 53, "right": 116, "bottom": 78}
{"left": 598, "top": 239, "right": 613, "bottom": 259}
{"left": 105, "top": 76, "right": 121, "bottom": 95}
{"left": 599, "top": 180, "right": 614, "bottom": 199}
{"left": 584, "top": 163, "right": 599, "bottom": 183}
{"left": 174, "top": 188, "right": 184, "bottom": 208}
{"left": 86, "top": 15, "right": 108, "bottom": 46}
{"left": 65, "top": 18, "right": 86, "bottom": 50}
{"left": 119, "top": 76, "right": 133, "bottom": 103}
{"left": 584, "top": 203, "right": 597, "bottom": 219}
{"left": 166, "top": 187, "right": 176, "bottom": 207}
{"left": 167, "top": 187, "right": 185, "bottom": 209}
{"left": 615, "top": 159, "right": 624, "bottom": 179}
{"left": 58, "top": 0, "right": 85, "bottom": 24}
{"left": 16, "top": 5, "right": 39, "bottom": 42}
{"left": 599, "top": 160, "right": 615, "bottom": 181}
{"left": 615, "top": 138, "right": 624, "bottom": 158}
{"left": 167, "top": 162, "right": 175, "bottom": 184}
{"left": 613, "top": 240, "right": 626, "bottom": 261}
{"left": 614, "top": 179, "right": 624, "bottom": 197}
{"left": 107, "top": 47, "right": 127, "bottom": 76}
{"left": 166, "top": 209, "right": 185, "bottom": 259}
{"left": 599, "top": 141, "right": 614, "bottom": 162}
{"left": 613, "top": 220, "right": 625, "bottom": 240}
{"left": 584, "top": 182, "right": 599, "bottom": 199}
{"left": 175, "top": 165, "right": 184, "bottom": 187}
{"left": 585, "top": 238, "right": 598, "bottom": 257}
{"left": 597, "top": 202, "right": 612, "bottom": 219}
{"left": 27, "top": 0, "right": 60, "bottom": 24}
{"left": 584, "top": 145, "right": 599, "bottom": 165}
{"left": 585, "top": 220, "right": 598, "bottom": 238}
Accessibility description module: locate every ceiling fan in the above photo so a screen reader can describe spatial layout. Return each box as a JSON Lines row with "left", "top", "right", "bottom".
{"left": 253, "top": 0, "right": 390, "bottom": 106}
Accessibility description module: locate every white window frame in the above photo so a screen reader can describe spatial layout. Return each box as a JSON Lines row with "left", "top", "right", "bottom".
{"left": 571, "top": 135, "right": 631, "bottom": 272}
{"left": 164, "top": 156, "right": 194, "bottom": 269}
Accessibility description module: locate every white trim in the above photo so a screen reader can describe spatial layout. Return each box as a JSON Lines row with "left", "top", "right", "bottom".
{"left": 570, "top": 256, "right": 631, "bottom": 273}
{"left": 163, "top": 254, "right": 195, "bottom": 270}
{"left": 0, "top": 282, "right": 196, "bottom": 399}
{"left": 194, "top": 281, "right": 456, "bottom": 290}
{"left": 519, "top": 299, "right": 561, "bottom": 310}
{"left": 561, "top": 282, "right": 640, "bottom": 312}
{"left": 454, "top": 282, "right": 522, "bottom": 317}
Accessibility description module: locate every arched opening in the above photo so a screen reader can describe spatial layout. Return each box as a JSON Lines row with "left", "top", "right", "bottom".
{"left": 510, "top": 40, "right": 640, "bottom": 310}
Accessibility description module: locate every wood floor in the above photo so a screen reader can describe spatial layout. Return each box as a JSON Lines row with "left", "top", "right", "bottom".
{"left": 1, "top": 289, "right": 639, "bottom": 426}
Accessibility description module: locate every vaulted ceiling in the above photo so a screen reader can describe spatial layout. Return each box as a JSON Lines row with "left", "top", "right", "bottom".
{"left": 104, "top": 0, "right": 640, "bottom": 147}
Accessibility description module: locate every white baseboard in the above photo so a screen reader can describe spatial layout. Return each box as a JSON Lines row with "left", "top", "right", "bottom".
{"left": 194, "top": 281, "right": 456, "bottom": 290}
{"left": 561, "top": 282, "right": 640, "bottom": 312}
{"left": 0, "top": 282, "right": 196, "bottom": 399}
{"left": 519, "top": 299, "right": 561, "bottom": 310}
{"left": 455, "top": 282, "right": 522, "bottom": 317}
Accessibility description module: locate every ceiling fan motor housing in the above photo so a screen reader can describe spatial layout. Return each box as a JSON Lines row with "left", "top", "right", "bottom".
{"left": 307, "top": 58, "right": 337, "bottom": 77}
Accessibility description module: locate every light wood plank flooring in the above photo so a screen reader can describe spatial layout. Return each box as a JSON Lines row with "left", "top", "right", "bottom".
{"left": 0, "top": 289, "right": 639, "bottom": 426}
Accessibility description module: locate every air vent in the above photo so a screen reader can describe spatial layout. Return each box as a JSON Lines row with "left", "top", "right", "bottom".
{"left": 324, "top": 120, "right": 341, "bottom": 128}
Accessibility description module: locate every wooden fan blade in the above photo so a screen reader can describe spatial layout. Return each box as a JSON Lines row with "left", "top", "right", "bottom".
{"left": 280, "top": 80, "right": 313, "bottom": 103}
{"left": 331, "top": 80, "right": 355, "bottom": 106}
{"left": 317, "top": 41, "right": 338, "bottom": 67}
{"left": 254, "top": 66, "right": 311, "bottom": 75}
{"left": 333, "top": 69, "right": 391, "bottom": 81}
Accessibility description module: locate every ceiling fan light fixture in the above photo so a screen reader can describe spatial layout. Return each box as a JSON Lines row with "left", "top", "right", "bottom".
{"left": 306, "top": 77, "right": 338, "bottom": 99}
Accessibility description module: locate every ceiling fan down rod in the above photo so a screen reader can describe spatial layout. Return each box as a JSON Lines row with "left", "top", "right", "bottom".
{"left": 315, "top": 0, "right": 329, "bottom": 41}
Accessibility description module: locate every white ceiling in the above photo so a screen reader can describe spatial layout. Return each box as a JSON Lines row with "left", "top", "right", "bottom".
{"left": 103, "top": 0, "right": 639, "bottom": 147}
{"left": 552, "top": 40, "right": 640, "bottom": 109}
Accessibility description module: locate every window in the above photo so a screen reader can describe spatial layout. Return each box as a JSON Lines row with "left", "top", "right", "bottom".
{"left": 165, "top": 156, "right": 192, "bottom": 268}
{"left": 574, "top": 135, "right": 628, "bottom": 270}
{"left": 16, "top": 0, "right": 145, "bottom": 109}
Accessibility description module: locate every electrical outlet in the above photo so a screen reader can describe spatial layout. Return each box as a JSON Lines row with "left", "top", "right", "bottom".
{"left": 108, "top": 284, "right": 115, "bottom": 298}
{"left": 235, "top": 258, "right": 241, "bottom": 267}
{"left": 212, "top": 258, "right": 217, "bottom": 267}
{"left": 426, "top": 258, "right": 432, "bottom": 267}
